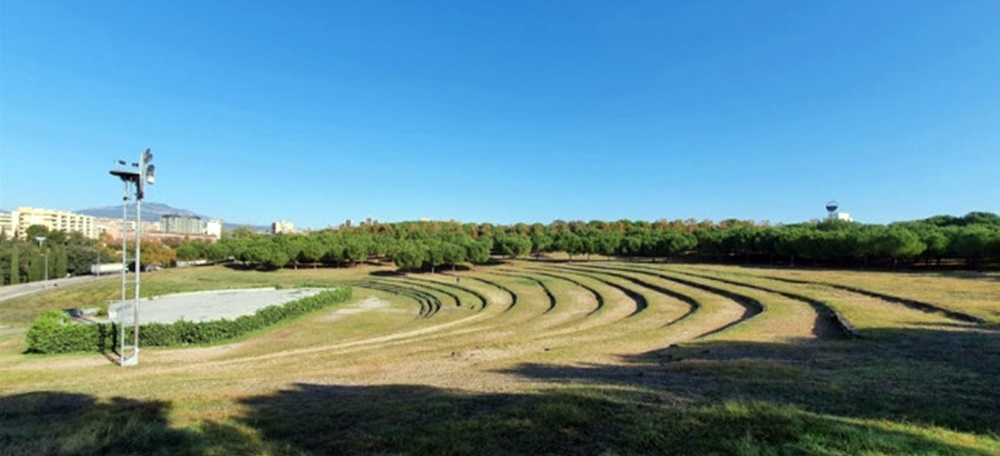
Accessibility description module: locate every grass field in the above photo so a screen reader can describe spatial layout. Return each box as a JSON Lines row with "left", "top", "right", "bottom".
{"left": 1, "top": 261, "right": 998, "bottom": 455}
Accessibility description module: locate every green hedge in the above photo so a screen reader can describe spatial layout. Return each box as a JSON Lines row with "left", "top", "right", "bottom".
{"left": 25, "top": 310, "right": 113, "bottom": 353}
{"left": 26, "top": 287, "right": 352, "bottom": 354}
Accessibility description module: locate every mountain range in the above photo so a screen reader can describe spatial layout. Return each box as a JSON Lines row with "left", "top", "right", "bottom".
{"left": 76, "top": 202, "right": 269, "bottom": 231}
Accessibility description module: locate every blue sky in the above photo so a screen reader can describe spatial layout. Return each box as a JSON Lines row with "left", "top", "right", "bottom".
{"left": 2, "top": 1, "right": 998, "bottom": 228}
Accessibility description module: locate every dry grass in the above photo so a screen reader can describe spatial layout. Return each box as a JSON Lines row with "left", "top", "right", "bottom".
{"left": 1, "top": 261, "right": 998, "bottom": 455}
{"left": 687, "top": 264, "right": 1000, "bottom": 324}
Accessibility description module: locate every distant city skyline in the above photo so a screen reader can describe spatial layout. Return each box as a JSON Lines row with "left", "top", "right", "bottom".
{"left": 2, "top": 1, "right": 998, "bottom": 229}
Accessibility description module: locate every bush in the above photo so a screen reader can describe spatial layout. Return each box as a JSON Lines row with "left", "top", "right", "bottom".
{"left": 25, "top": 310, "right": 112, "bottom": 354}
{"left": 25, "top": 287, "right": 352, "bottom": 354}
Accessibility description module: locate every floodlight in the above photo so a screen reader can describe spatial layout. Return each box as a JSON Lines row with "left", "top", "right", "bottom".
{"left": 110, "top": 170, "right": 140, "bottom": 181}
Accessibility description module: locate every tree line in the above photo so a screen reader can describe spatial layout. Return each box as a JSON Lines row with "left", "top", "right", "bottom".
{"left": 0, "top": 226, "right": 96, "bottom": 285}
{"left": 178, "top": 212, "right": 1000, "bottom": 272}
{"left": 4, "top": 212, "right": 998, "bottom": 284}
{"left": 0, "top": 224, "right": 179, "bottom": 285}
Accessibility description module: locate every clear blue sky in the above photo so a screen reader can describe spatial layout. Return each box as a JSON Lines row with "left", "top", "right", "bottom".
{"left": 2, "top": 1, "right": 998, "bottom": 228}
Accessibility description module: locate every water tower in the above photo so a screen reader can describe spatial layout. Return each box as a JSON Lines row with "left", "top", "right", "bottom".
{"left": 826, "top": 200, "right": 839, "bottom": 221}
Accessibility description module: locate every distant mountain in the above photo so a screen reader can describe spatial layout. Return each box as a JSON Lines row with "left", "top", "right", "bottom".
{"left": 77, "top": 202, "right": 269, "bottom": 232}
{"left": 78, "top": 202, "right": 205, "bottom": 223}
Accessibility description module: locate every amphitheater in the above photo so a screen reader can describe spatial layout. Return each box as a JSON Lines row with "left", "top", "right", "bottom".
{"left": 4, "top": 260, "right": 997, "bottom": 454}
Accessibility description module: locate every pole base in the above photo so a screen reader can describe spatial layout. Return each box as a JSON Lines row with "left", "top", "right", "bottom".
{"left": 120, "top": 347, "right": 139, "bottom": 366}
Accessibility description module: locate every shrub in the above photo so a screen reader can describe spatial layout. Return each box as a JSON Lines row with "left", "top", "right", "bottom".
{"left": 25, "top": 287, "right": 352, "bottom": 354}
{"left": 25, "top": 310, "right": 111, "bottom": 354}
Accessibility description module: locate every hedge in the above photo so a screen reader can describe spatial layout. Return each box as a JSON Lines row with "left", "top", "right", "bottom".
{"left": 26, "top": 287, "right": 352, "bottom": 354}
{"left": 25, "top": 310, "right": 113, "bottom": 354}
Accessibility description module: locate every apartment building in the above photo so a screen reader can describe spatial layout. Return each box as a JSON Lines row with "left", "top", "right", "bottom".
{"left": 2, "top": 206, "right": 98, "bottom": 239}
{"left": 0, "top": 212, "right": 12, "bottom": 238}
{"left": 161, "top": 214, "right": 205, "bottom": 235}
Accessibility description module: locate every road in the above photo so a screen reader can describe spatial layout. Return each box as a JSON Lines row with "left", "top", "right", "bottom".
{"left": 0, "top": 275, "right": 113, "bottom": 303}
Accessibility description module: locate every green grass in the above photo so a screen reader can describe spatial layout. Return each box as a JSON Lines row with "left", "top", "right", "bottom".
{"left": 1, "top": 261, "right": 998, "bottom": 455}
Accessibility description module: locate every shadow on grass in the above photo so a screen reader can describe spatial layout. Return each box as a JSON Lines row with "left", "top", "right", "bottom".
{"left": 6, "top": 325, "right": 998, "bottom": 454}
{"left": 369, "top": 269, "right": 409, "bottom": 277}
{"left": 0, "top": 392, "right": 194, "bottom": 455}
{"left": 498, "top": 327, "right": 1000, "bottom": 437}
{"left": 5, "top": 372, "right": 997, "bottom": 455}
{"left": 235, "top": 382, "right": 995, "bottom": 455}
{"left": 922, "top": 269, "right": 1000, "bottom": 282}
{"left": 372, "top": 263, "right": 492, "bottom": 276}
{"left": 221, "top": 262, "right": 258, "bottom": 271}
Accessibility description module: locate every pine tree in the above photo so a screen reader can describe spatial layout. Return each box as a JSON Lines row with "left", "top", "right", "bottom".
{"left": 10, "top": 247, "right": 20, "bottom": 284}
{"left": 54, "top": 246, "right": 68, "bottom": 278}
{"left": 28, "top": 254, "right": 44, "bottom": 282}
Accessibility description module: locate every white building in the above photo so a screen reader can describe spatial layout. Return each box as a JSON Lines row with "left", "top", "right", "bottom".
{"left": 0, "top": 212, "right": 12, "bottom": 238}
{"left": 4, "top": 206, "right": 98, "bottom": 239}
{"left": 272, "top": 220, "right": 295, "bottom": 234}
{"left": 204, "top": 219, "right": 223, "bottom": 238}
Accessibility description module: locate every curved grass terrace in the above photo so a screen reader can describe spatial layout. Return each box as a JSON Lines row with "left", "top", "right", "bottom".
{"left": 1, "top": 261, "right": 998, "bottom": 455}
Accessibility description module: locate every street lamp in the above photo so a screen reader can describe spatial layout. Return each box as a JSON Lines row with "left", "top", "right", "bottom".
{"left": 35, "top": 236, "right": 48, "bottom": 286}
{"left": 108, "top": 148, "right": 155, "bottom": 367}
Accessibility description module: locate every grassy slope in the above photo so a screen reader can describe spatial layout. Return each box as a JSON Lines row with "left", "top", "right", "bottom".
{"left": 687, "top": 264, "right": 1000, "bottom": 324}
{"left": 0, "top": 262, "right": 997, "bottom": 455}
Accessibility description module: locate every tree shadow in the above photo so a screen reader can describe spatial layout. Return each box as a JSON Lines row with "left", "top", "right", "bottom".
{"left": 373, "top": 263, "right": 494, "bottom": 275}
{"left": 0, "top": 391, "right": 196, "bottom": 455}
{"left": 369, "top": 269, "right": 408, "bottom": 277}
{"left": 924, "top": 270, "right": 1000, "bottom": 282}
{"left": 480, "top": 258, "right": 510, "bottom": 267}
{"left": 497, "top": 327, "right": 1000, "bottom": 436}
{"left": 6, "top": 351, "right": 995, "bottom": 456}
{"left": 236, "top": 381, "right": 995, "bottom": 455}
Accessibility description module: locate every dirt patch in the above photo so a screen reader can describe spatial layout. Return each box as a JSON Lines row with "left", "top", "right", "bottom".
{"left": 318, "top": 296, "right": 396, "bottom": 323}
{"left": 0, "top": 327, "right": 25, "bottom": 337}
{"left": 448, "top": 347, "right": 510, "bottom": 363}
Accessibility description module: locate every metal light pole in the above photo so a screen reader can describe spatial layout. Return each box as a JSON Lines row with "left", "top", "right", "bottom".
{"left": 109, "top": 149, "right": 155, "bottom": 366}
{"left": 121, "top": 170, "right": 130, "bottom": 364}
{"left": 35, "top": 236, "right": 47, "bottom": 286}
